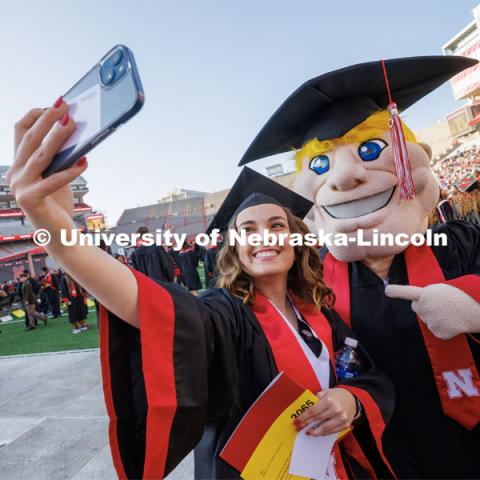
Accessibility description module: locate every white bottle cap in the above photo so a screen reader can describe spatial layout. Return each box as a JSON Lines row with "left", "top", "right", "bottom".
{"left": 345, "top": 337, "right": 358, "bottom": 348}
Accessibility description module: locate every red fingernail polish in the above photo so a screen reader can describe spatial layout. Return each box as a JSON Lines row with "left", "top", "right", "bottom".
{"left": 53, "top": 96, "right": 63, "bottom": 109}
{"left": 60, "top": 113, "right": 69, "bottom": 126}
{"left": 77, "top": 157, "right": 87, "bottom": 168}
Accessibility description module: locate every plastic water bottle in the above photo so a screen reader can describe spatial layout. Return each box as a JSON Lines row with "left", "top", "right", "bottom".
{"left": 335, "top": 337, "right": 361, "bottom": 380}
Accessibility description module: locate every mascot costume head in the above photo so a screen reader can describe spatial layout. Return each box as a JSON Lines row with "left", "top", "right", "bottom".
{"left": 238, "top": 56, "right": 474, "bottom": 262}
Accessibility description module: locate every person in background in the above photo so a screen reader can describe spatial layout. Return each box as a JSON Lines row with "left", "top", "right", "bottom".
{"left": 60, "top": 272, "right": 89, "bottom": 334}
{"left": 167, "top": 246, "right": 185, "bottom": 286}
{"left": 20, "top": 272, "right": 48, "bottom": 331}
{"left": 130, "top": 226, "right": 175, "bottom": 282}
{"left": 202, "top": 239, "right": 219, "bottom": 288}
{"left": 6, "top": 281, "right": 16, "bottom": 305}
{"left": 41, "top": 266, "right": 61, "bottom": 318}
{"left": 0, "top": 283, "right": 12, "bottom": 310}
{"left": 177, "top": 240, "right": 202, "bottom": 293}
{"left": 37, "top": 276, "right": 49, "bottom": 315}
{"left": 25, "top": 270, "right": 41, "bottom": 295}
{"left": 26, "top": 270, "right": 45, "bottom": 320}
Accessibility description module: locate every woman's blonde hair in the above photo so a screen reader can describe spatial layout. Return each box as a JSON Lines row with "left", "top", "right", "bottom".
{"left": 294, "top": 110, "right": 418, "bottom": 171}
{"left": 216, "top": 206, "right": 334, "bottom": 310}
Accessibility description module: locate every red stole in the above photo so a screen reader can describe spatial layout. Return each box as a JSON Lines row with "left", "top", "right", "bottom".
{"left": 252, "top": 291, "right": 335, "bottom": 393}
{"left": 323, "top": 244, "right": 480, "bottom": 430}
{"left": 46, "top": 272, "right": 56, "bottom": 290}
{"left": 251, "top": 292, "right": 350, "bottom": 480}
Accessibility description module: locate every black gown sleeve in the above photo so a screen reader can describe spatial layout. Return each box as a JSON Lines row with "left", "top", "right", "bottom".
{"left": 177, "top": 249, "right": 202, "bottom": 290}
{"left": 59, "top": 276, "right": 71, "bottom": 302}
{"left": 436, "top": 220, "right": 480, "bottom": 273}
{"left": 157, "top": 246, "right": 175, "bottom": 282}
{"left": 432, "top": 220, "right": 480, "bottom": 303}
{"left": 99, "top": 269, "right": 240, "bottom": 479}
{"left": 129, "top": 247, "right": 145, "bottom": 274}
{"left": 130, "top": 246, "right": 176, "bottom": 283}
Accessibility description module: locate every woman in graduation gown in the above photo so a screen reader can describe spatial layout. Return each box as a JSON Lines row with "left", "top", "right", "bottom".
{"left": 177, "top": 241, "right": 203, "bottom": 291}
{"left": 7, "top": 103, "right": 394, "bottom": 479}
{"left": 60, "top": 272, "right": 89, "bottom": 332}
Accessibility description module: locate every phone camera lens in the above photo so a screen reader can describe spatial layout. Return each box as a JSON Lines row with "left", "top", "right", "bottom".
{"left": 100, "top": 65, "right": 115, "bottom": 85}
{"left": 111, "top": 50, "right": 123, "bottom": 66}
{"left": 115, "top": 63, "right": 126, "bottom": 76}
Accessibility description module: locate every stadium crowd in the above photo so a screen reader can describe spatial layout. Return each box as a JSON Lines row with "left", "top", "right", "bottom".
{"left": 431, "top": 144, "right": 480, "bottom": 225}
{"left": 432, "top": 144, "right": 480, "bottom": 192}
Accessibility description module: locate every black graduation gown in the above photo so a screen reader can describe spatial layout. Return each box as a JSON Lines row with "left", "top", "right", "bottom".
{"left": 177, "top": 248, "right": 202, "bottom": 290}
{"left": 324, "top": 220, "right": 480, "bottom": 479}
{"left": 203, "top": 246, "right": 218, "bottom": 288}
{"left": 44, "top": 273, "right": 61, "bottom": 316}
{"left": 60, "top": 277, "right": 87, "bottom": 324}
{"left": 130, "top": 245, "right": 175, "bottom": 283}
{"left": 99, "top": 270, "right": 395, "bottom": 480}
{"left": 166, "top": 249, "right": 184, "bottom": 286}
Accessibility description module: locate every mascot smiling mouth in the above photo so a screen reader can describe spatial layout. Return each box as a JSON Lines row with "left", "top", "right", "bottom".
{"left": 323, "top": 187, "right": 396, "bottom": 219}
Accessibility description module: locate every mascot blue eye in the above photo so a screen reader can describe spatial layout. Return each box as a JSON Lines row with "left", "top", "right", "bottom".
{"left": 358, "top": 139, "right": 387, "bottom": 161}
{"left": 309, "top": 155, "right": 330, "bottom": 175}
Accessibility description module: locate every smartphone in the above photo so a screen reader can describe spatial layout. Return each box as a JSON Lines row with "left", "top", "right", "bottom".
{"left": 43, "top": 44, "right": 144, "bottom": 177}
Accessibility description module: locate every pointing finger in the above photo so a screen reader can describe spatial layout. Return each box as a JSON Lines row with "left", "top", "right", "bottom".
{"left": 385, "top": 284, "right": 424, "bottom": 302}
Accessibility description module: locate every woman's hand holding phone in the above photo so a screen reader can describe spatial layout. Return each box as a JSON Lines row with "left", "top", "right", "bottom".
{"left": 8, "top": 98, "right": 139, "bottom": 329}
{"left": 7, "top": 98, "right": 88, "bottom": 251}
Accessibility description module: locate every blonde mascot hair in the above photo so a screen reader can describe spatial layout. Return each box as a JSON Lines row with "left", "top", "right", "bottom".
{"left": 295, "top": 110, "right": 417, "bottom": 171}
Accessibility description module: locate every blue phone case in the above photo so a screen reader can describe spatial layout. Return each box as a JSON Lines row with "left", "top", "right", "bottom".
{"left": 43, "top": 44, "right": 144, "bottom": 177}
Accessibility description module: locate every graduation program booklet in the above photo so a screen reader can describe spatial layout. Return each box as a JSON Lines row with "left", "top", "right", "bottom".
{"left": 220, "top": 372, "right": 344, "bottom": 480}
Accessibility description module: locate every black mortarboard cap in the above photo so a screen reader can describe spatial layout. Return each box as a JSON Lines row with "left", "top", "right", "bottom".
{"left": 206, "top": 167, "right": 313, "bottom": 234}
{"left": 238, "top": 56, "right": 477, "bottom": 165}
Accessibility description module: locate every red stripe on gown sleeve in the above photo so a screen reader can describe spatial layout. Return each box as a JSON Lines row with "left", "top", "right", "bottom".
{"left": 99, "top": 304, "right": 128, "bottom": 480}
{"left": 99, "top": 269, "right": 178, "bottom": 479}
{"left": 337, "top": 385, "right": 395, "bottom": 477}
{"left": 341, "top": 434, "right": 376, "bottom": 479}
{"left": 444, "top": 274, "right": 480, "bottom": 303}
{"left": 133, "top": 269, "right": 177, "bottom": 480}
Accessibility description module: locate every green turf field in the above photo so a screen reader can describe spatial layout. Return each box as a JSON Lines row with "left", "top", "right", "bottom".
{"left": 0, "top": 265, "right": 207, "bottom": 357}
{"left": 0, "top": 310, "right": 99, "bottom": 357}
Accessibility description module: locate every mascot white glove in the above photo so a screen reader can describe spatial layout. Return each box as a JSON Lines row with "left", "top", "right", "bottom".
{"left": 385, "top": 283, "right": 480, "bottom": 340}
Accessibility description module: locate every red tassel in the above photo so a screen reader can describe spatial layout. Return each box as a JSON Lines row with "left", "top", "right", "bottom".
{"left": 381, "top": 60, "right": 415, "bottom": 200}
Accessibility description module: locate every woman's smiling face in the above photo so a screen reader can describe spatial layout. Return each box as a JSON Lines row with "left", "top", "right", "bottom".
{"left": 234, "top": 203, "right": 295, "bottom": 279}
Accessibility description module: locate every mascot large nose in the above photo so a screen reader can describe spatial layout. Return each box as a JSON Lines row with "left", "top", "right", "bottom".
{"left": 325, "top": 152, "right": 368, "bottom": 192}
